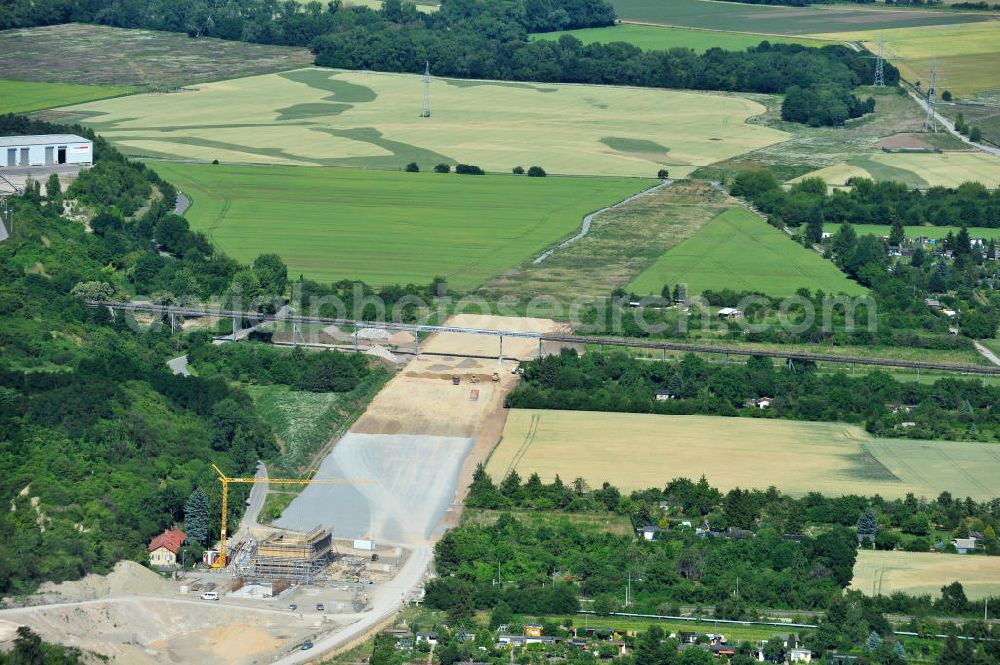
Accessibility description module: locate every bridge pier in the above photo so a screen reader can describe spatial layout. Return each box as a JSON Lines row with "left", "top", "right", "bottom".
{"left": 415, "top": 334, "right": 420, "bottom": 357}
{"left": 354, "top": 324, "right": 359, "bottom": 353}
{"left": 232, "top": 316, "right": 239, "bottom": 341}
{"left": 538, "top": 338, "right": 543, "bottom": 358}
{"left": 499, "top": 334, "right": 504, "bottom": 364}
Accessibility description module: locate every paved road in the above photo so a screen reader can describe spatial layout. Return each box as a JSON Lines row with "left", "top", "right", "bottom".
{"left": 907, "top": 89, "right": 1000, "bottom": 158}
{"left": 166, "top": 354, "right": 190, "bottom": 376}
{"left": 533, "top": 179, "right": 672, "bottom": 264}
{"left": 235, "top": 463, "right": 270, "bottom": 541}
{"left": 974, "top": 341, "right": 1000, "bottom": 367}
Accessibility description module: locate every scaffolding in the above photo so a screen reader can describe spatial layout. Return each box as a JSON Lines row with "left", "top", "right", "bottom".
{"left": 249, "top": 527, "right": 334, "bottom": 582}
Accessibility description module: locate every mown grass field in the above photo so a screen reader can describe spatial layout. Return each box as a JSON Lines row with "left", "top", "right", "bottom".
{"left": 531, "top": 24, "right": 829, "bottom": 52}
{"left": 811, "top": 22, "right": 1000, "bottom": 97}
{"left": 61, "top": 67, "right": 788, "bottom": 178}
{"left": 153, "top": 162, "right": 646, "bottom": 288}
{"left": 0, "top": 79, "right": 129, "bottom": 115}
{"left": 791, "top": 152, "right": 1000, "bottom": 189}
{"left": 851, "top": 550, "right": 1000, "bottom": 600}
{"left": 609, "top": 0, "right": 989, "bottom": 35}
{"left": 487, "top": 410, "right": 1000, "bottom": 499}
{"left": 627, "top": 207, "right": 866, "bottom": 297}
{"left": 0, "top": 23, "right": 312, "bottom": 90}
{"left": 821, "top": 223, "right": 1000, "bottom": 241}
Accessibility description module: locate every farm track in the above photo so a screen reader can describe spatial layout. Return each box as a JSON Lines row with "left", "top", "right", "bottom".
{"left": 532, "top": 179, "right": 672, "bottom": 264}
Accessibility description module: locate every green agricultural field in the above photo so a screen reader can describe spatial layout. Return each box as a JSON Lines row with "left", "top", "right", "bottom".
{"left": 0, "top": 79, "right": 128, "bottom": 115}
{"left": 531, "top": 24, "right": 829, "bottom": 52}
{"left": 821, "top": 223, "right": 1000, "bottom": 241}
{"left": 60, "top": 67, "right": 788, "bottom": 178}
{"left": 812, "top": 22, "right": 1000, "bottom": 97}
{"left": 482, "top": 181, "right": 731, "bottom": 303}
{"left": 0, "top": 23, "right": 312, "bottom": 90}
{"left": 153, "top": 162, "right": 646, "bottom": 289}
{"left": 488, "top": 409, "right": 1000, "bottom": 499}
{"left": 609, "top": 0, "right": 989, "bottom": 35}
{"left": 791, "top": 152, "right": 1000, "bottom": 189}
{"left": 852, "top": 550, "right": 1000, "bottom": 600}
{"left": 628, "top": 207, "right": 866, "bottom": 297}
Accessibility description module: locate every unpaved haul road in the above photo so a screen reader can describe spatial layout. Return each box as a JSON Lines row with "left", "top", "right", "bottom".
{"left": 271, "top": 544, "right": 433, "bottom": 665}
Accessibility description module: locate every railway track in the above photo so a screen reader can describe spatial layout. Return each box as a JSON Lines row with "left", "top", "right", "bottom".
{"left": 91, "top": 301, "right": 1000, "bottom": 377}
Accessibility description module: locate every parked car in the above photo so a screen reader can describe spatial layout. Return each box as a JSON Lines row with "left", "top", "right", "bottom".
{"left": 200, "top": 592, "right": 219, "bottom": 601}
{"left": 300, "top": 641, "right": 314, "bottom": 650}
{"left": 288, "top": 603, "right": 297, "bottom": 611}
{"left": 316, "top": 603, "right": 325, "bottom": 612}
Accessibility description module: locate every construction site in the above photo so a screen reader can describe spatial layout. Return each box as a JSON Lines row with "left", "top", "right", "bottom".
{"left": 0, "top": 314, "right": 566, "bottom": 665}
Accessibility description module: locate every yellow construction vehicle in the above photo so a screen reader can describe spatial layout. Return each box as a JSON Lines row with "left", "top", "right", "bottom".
{"left": 210, "top": 463, "right": 368, "bottom": 569}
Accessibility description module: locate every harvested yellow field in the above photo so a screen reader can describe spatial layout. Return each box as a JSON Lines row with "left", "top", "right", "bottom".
{"left": 851, "top": 550, "right": 1000, "bottom": 600}
{"left": 791, "top": 152, "right": 1000, "bottom": 189}
{"left": 61, "top": 68, "right": 789, "bottom": 177}
{"left": 810, "top": 22, "right": 1000, "bottom": 96}
{"left": 488, "top": 410, "right": 1000, "bottom": 499}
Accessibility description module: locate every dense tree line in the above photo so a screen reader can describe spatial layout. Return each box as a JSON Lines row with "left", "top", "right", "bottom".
{"left": 460, "top": 471, "right": 1000, "bottom": 631}
{"left": 782, "top": 84, "right": 875, "bottom": 126}
{"left": 506, "top": 349, "right": 1000, "bottom": 441}
{"left": 0, "top": 0, "right": 612, "bottom": 40}
{"left": 0, "top": 115, "right": 371, "bottom": 594}
{"left": 427, "top": 509, "right": 858, "bottom": 616}
{"left": 187, "top": 336, "right": 372, "bottom": 391}
{"left": 313, "top": 28, "right": 890, "bottom": 127}
{"left": 2, "top": 0, "right": 893, "bottom": 127}
{"left": 468, "top": 468, "right": 1000, "bottom": 552}
{"left": 731, "top": 170, "right": 1000, "bottom": 230}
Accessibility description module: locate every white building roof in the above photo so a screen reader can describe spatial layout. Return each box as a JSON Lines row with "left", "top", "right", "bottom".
{"left": 0, "top": 134, "right": 91, "bottom": 147}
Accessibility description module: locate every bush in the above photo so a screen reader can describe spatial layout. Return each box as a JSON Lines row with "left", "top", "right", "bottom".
{"left": 657, "top": 168, "right": 669, "bottom": 179}
{"left": 969, "top": 126, "right": 982, "bottom": 143}
{"left": 455, "top": 164, "right": 485, "bottom": 175}
{"left": 211, "top": 159, "right": 219, "bottom": 165}
{"left": 941, "top": 90, "right": 952, "bottom": 101}
{"left": 527, "top": 166, "right": 546, "bottom": 177}
{"left": 434, "top": 163, "right": 451, "bottom": 173}
{"left": 405, "top": 162, "right": 419, "bottom": 172}
{"left": 512, "top": 166, "right": 525, "bottom": 174}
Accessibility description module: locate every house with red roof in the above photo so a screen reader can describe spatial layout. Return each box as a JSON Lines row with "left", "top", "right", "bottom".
{"left": 148, "top": 528, "right": 186, "bottom": 567}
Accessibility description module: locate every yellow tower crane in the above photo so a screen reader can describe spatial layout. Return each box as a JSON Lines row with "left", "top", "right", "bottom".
{"left": 210, "top": 463, "right": 368, "bottom": 568}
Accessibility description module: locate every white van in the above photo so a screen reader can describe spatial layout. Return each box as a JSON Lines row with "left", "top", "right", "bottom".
{"left": 200, "top": 591, "right": 219, "bottom": 601}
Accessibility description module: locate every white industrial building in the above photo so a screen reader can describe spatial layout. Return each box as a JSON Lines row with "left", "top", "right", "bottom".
{"left": 1, "top": 134, "right": 93, "bottom": 168}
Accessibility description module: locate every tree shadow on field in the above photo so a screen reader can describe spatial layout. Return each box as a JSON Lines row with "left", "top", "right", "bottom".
{"left": 279, "top": 69, "right": 378, "bottom": 103}
{"left": 308, "top": 126, "right": 454, "bottom": 169}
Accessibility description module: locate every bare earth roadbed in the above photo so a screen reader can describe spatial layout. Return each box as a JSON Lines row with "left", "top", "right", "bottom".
{"left": 276, "top": 315, "right": 569, "bottom": 543}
